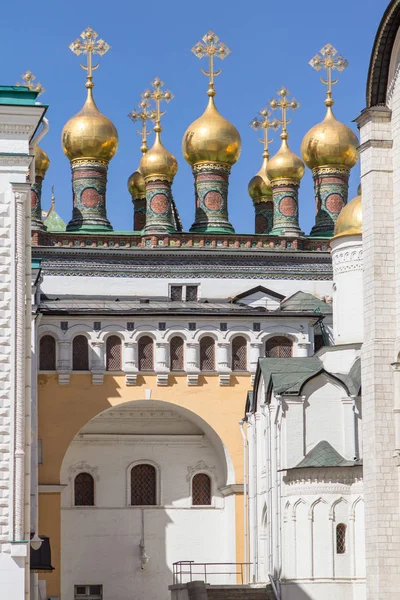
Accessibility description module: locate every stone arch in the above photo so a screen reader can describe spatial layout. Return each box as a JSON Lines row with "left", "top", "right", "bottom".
{"left": 367, "top": 0, "right": 400, "bottom": 107}
{"left": 330, "top": 496, "right": 349, "bottom": 520}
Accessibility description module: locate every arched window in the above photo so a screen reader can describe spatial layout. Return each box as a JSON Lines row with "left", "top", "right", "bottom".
{"left": 336, "top": 523, "right": 347, "bottom": 554}
{"left": 192, "top": 473, "right": 211, "bottom": 506}
{"left": 72, "top": 335, "right": 89, "bottom": 371}
{"left": 74, "top": 473, "right": 94, "bottom": 506}
{"left": 39, "top": 335, "right": 56, "bottom": 371}
{"left": 106, "top": 335, "right": 122, "bottom": 371}
{"left": 130, "top": 464, "right": 156, "bottom": 505}
{"left": 170, "top": 336, "right": 184, "bottom": 371}
{"left": 232, "top": 336, "right": 247, "bottom": 371}
{"left": 200, "top": 336, "right": 215, "bottom": 371}
{"left": 265, "top": 336, "right": 293, "bottom": 358}
{"left": 138, "top": 336, "right": 154, "bottom": 371}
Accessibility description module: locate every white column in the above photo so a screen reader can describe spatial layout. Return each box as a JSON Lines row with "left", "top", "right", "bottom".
{"left": 296, "top": 341, "right": 310, "bottom": 357}
{"left": 249, "top": 342, "right": 262, "bottom": 374}
{"left": 124, "top": 341, "right": 138, "bottom": 372}
{"left": 91, "top": 340, "right": 104, "bottom": 371}
{"left": 57, "top": 340, "right": 71, "bottom": 372}
{"left": 186, "top": 342, "right": 199, "bottom": 371}
{"left": 217, "top": 342, "right": 230, "bottom": 371}
{"left": 155, "top": 342, "right": 169, "bottom": 372}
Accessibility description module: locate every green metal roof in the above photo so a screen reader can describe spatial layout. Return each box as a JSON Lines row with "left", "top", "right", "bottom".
{"left": 295, "top": 440, "right": 360, "bottom": 469}
{"left": 259, "top": 357, "right": 323, "bottom": 395}
{"left": 280, "top": 291, "right": 332, "bottom": 315}
{"left": 0, "top": 86, "right": 41, "bottom": 106}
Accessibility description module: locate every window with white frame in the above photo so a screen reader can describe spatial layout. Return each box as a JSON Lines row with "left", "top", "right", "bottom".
{"left": 131, "top": 463, "right": 157, "bottom": 505}
{"left": 106, "top": 335, "right": 122, "bottom": 371}
{"left": 39, "top": 335, "right": 56, "bottom": 370}
{"left": 74, "top": 585, "right": 102, "bottom": 600}
{"left": 72, "top": 335, "right": 89, "bottom": 371}
{"left": 231, "top": 336, "right": 247, "bottom": 371}
{"left": 336, "top": 523, "right": 347, "bottom": 554}
{"left": 169, "top": 284, "right": 199, "bottom": 302}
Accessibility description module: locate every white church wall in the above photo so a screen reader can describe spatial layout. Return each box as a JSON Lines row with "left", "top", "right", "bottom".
{"left": 40, "top": 274, "right": 333, "bottom": 301}
{"left": 303, "top": 376, "right": 345, "bottom": 457}
{"left": 60, "top": 430, "right": 235, "bottom": 600}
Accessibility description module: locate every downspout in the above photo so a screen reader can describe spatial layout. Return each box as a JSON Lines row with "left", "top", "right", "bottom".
{"left": 239, "top": 419, "right": 248, "bottom": 583}
{"left": 260, "top": 403, "right": 269, "bottom": 576}
{"left": 269, "top": 395, "right": 282, "bottom": 600}
{"left": 31, "top": 118, "right": 49, "bottom": 156}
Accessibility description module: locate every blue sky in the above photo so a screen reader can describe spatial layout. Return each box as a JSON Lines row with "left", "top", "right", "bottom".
{"left": 1, "top": 0, "right": 385, "bottom": 234}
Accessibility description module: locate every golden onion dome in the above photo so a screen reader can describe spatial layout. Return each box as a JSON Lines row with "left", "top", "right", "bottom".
{"left": 301, "top": 106, "right": 358, "bottom": 170}
{"left": 140, "top": 131, "right": 178, "bottom": 180}
{"left": 332, "top": 191, "right": 362, "bottom": 239}
{"left": 266, "top": 137, "right": 305, "bottom": 181}
{"left": 35, "top": 145, "right": 50, "bottom": 178}
{"left": 62, "top": 86, "right": 118, "bottom": 162}
{"left": 248, "top": 157, "right": 272, "bottom": 203}
{"left": 182, "top": 95, "right": 241, "bottom": 166}
{"left": 127, "top": 167, "right": 146, "bottom": 199}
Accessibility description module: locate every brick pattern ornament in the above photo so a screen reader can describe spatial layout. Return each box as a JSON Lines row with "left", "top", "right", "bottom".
{"left": 254, "top": 201, "right": 274, "bottom": 234}
{"left": 190, "top": 163, "right": 234, "bottom": 234}
{"left": 144, "top": 179, "right": 176, "bottom": 234}
{"left": 67, "top": 159, "right": 112, "bottom": 232}
{"left": 31, "top": 175, "right": 46, "bottom": 231}
{"left": 310, "top": 167, "right": 350, "bottom": 236}
{"left": 269, "top": 180, "right": 302, "bottom": 236}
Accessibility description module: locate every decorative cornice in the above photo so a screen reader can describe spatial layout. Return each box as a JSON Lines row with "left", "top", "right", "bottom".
{"left": 270, "top": 177, "right": 300, "bottom": 188}
{"left": 0, "top": 155, "right": 32, "bottom": 167}
{"left": 311, "top": 166, "right": 350, "bottom": 177}
{"left": 332, "top": 247, "right": 363, "bottom": 274}
{"left": 219, "top": 484, "right": 244, "bottom": 496}
{"left": 193, "top": 162, "right": 231, "bottom": 174}
{"left": 0, "top": 123, "right": 35, "bottom": 136}
{"left": 358, "top": 139, "right": 393, "bottom": 154}
{"left": 71, "top": 158, "right": 109, "bottom": 168}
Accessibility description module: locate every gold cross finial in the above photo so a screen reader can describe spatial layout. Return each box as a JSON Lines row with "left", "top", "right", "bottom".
{"left": 16, "top": 70, "right": 45, "bottom": 96}
{"left": 269, "top": 87, "right": 299, "bottom": 140}
{"left": 142, "top": 78, "right": 173, "bottom": 133}
{"left": 128, "top": 99, "right": 154, "bottom": 154}
{"left": 191, "top": 31, "right": 231, "bottom": 96}
{"left": 250, "top": 108, "right": 279, "bottom": 160}
{"left": 309, "top": 43, "right": 348, "bottom": 107}
{"left": 69, "top": 27, "right": 110, "bottom": 88}
{"left": 51, "top": 185, "right": 55, "bottom": 206}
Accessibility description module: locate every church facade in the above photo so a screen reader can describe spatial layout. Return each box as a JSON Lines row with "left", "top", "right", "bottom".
{"left": 1, "top": 3, "right": 400, "bottom": 599}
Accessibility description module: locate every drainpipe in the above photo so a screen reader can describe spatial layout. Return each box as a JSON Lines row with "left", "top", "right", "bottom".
{"left": 260, "top": 403, "right": 270, "bottom": 575}
{"left": 270, "top": 395, "right": 282, "bottom": 587}
{"left": 239, "top": 419, "right": 248, "bottom": 583}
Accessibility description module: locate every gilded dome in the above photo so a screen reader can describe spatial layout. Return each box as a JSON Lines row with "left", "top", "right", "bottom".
{"left": 62, "top": 87, "right": 118, "bottom": 162}
{"left": 35, "top": 145, "right": 50, "bottom": 178}
{"left": 301, "top": 106, "right": 358, "bottom": 170}
{"left": 248, "top": 157, "right": 272, "bottom": 203}
{"left": 332, "top": 192, "right": 362, "bottom": 239}
{"left": 182, "top": 96, "right": 241, "bottom": 166}
{"left": 140, "top": 131, "right": 178, "bottom": 180}
{"left": 266, "top": 138, "right": 305, "bottom": 181}
{"left": 127, "top": 167, "right": 146, "bottom": 199}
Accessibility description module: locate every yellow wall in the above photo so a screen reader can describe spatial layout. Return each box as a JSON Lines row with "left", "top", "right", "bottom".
{"left": 38, "top": 373, "right": 250, "bottom": 594}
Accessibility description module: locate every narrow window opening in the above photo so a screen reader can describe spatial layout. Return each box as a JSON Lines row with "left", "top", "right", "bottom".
{"left": 106, "top": 335, "right": 122, "bottom": 371}
{"left": 73, "top": 335, "right": 89, "bottom": 371}
{"left": 200, "top": 336, "right": 215, "bottom": 371}
{"left": 336, "top": 523, "right": 347, "bottom": 554}
{"left": 232, "top": 336, "right": 247, "bottom": 371}
{"left": 39, "top": 335, "right": 56, "bottom": 370}
{"left": 192, "top": 473, "right": 211, "bottom": 506}
{"left": 265, "top": 336, "right": 293, "bottom": 358}
{"left": 131, "top": 464, "right": 156, "bottom": 505}
{"left": 74, "top": 473, "right": 94, "bottom": 506}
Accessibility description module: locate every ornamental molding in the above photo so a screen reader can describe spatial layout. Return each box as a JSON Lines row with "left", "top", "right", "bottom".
{"left": 68, "top": 460, "right": 99, "bottom": 482}
{"left": 71, "top": 158, "right": 109, "bottom": 168}
{"left": 332, "top": 247, "right": 363, "bottom": 273}
{"left": 271, "top": 178, "right": 300, "bottom": 188}
{"left": 0, "top": 155, "right": 32, "bottom": 167}
{"left": 193, "top": 162, "right": 231, "bottom": 174}
{"left": 0, "top": 123, "right": 35, "bottom": 136}
{"left": 312, "top": 166, "right": 350, "bottom": 177}
{"left": 186, "top": 460, "right": 216, "bottom": 482}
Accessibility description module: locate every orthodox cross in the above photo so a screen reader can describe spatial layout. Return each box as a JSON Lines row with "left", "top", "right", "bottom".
{"left": 309, "top": 43, "right": 348, "bottom": 105}
{"left": 250, "top": 108, "right": 279, "bottom": 160}
{"left": 69, "top": 27, "right": 110, "bottom": 85}
{"left": 128, "top": 99, "right": 154, "bottom": 154}
{"left": 16, "top": 70, "right": 45, "bottom": 96}
{"left": 191, "top": 31, "right": 230, "bottom": 93}
{"left": 142, "top": 78, "right": 173, "bottom": 131}
{"left": 269, "top": 87, "right": 299, "bottom": 139}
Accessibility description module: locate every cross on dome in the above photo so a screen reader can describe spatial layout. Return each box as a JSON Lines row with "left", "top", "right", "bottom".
{"left": 250, "top": 108, "right": 279, "bottom": 160}
{"left": 191, "top": 31, "right": 231, "bottom": 96}
{"left": 309, "top": 43, "right": 348, "bottom": 106}
{"left": 269, "top": 87, "right": 299, "bottom": 140}
{"left": 69, "top": 27, "right": 110, "bottom": 87}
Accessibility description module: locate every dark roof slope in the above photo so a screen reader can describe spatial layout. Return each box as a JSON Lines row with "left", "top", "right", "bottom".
{"left": 294, "top": 440, "right": 361, "bottom": 469}
{"left": 280, "top": 291, "right": 332, "bottom": 315}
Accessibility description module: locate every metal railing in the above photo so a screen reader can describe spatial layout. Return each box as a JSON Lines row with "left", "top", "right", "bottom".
{"left": 172, "top": 561, "right": 252, "bottom": 585}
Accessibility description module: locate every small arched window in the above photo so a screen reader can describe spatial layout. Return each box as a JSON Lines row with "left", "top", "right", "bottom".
{"left": 39, "top": 335, "right": 56, "bottom": 371}
{"left": 131, "top": 464, "right": 156, "bottom": 506}
{"left": 232, "top": 336, "right": 247, "bottom": 371}
{"left": 138, "top": 336, "right": 154, "bottom": 371}
{"left": 74, "top": 473, "right": 94, "bottom": 506}
{"left": 336, "top": 523, "right": 347, "bottom": 554}
{"left": 72, "top": 335, "right": 89, "bottom": 371}
{"left": 200, "top": 336, "right": 215, "bottom": 371}
{"left": 106, "top": 335, "right": 122, "bottom": 371}
{"left": 192, "top": 473, "right": 212, "bottom": 506}
{"left": 170, "top": 336, "right": 184, "bottom": 371}
{"left": 265, "top": 336, "right": 293, "bottom": 358}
